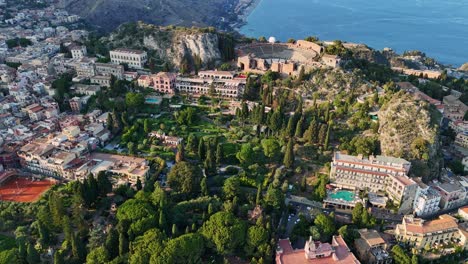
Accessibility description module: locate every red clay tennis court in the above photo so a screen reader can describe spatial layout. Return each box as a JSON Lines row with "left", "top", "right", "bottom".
{"left": 0, "top": 176, "right": 55, "bottom": 202}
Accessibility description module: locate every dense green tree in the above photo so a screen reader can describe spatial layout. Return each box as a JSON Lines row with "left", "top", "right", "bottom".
{"left": 261, "top": 139, "right": 280, "bottom": 160}
{"left": 105, "top": 228, "right": 119, "bottom": 259}
{"left": 391, "top": 245, "right": 411, "bottom": 264}
{"left": 314, "top": 213, "right": 335, "bottom": 241}
{"left": 264, "top": 184, "right": 284, "bottom": 210}
{"left": 26, "top": 243, "right": 40, "bottom": 264}
{"left": 200, "top": 212, "right": 247, "bottom": 255}
{"left": 245, "top": 226, "right": 269, "bottom": 257}
{"left": 117, "top": 199, "right": 156, "bottom": 222}
{"left": 53, "top": 251, "right": 64, "bottom": 264}
{"left": 309, "top": 226, "right": 321, "bottom": 240}
{"left": 216, "top": 143, "right": 223, "bottom": 165}
{"left": 295, "top": 116, "right": 305, "bottom": 138}
{"left": 175, "top": 143, "right": 185, "bottom": 163}
{"left": 125, "top": 92, "right": 145, "bottom": 110}
{"left": 198, "top": 138, "right": 206, "bottom": 160}
{"left": 167, "top": 161, "right": 203, "bottom": 195}
{"left": 49, "top": 191, "right": 65, "bottom": 228}
{"left": 86, "top": 247, "right": 109, "bottom": 264}
{"left": 151, "top": 233, "right": 205, "bottom": 264}
{"left": 97, "top": 172, "right": 112, "bottom": 197}
{"left": 352, "top": 202, "right": 364, "bottom": 226}
{"left": 223, "top": 176, "right": 241, "bottom": 200}
{"left": 129, "top": 228, "right": 165, "bottom": 264}
{"left": 283, "top": 138, "right": 295, "bottom": 168}
{"left": 201, "top": 177, "right": 209, "bottom": 196}
{"left": 236, "top": 143, "right": 255, "bottom": 166}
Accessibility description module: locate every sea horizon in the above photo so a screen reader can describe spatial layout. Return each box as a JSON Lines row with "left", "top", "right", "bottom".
{"left": 240, "top": 0, "right": 468, "bottom": 67}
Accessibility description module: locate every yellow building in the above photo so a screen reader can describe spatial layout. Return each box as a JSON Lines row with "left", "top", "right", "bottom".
{"left": 395, "top": 214, "right": 459, "bottom": 249}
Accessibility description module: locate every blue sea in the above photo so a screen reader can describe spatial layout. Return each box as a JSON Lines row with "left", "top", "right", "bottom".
{"left": 240, "top": 0, "right": 468, "bottom": 66}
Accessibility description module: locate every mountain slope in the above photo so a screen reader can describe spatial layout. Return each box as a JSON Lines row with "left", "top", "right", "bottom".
{"left": 58, "top": 0, "right": 240, "bottom": 32}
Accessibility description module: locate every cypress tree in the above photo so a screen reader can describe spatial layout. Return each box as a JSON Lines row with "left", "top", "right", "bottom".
{"left": 136, "top": 177, "right": 142, "bottom": 191}
{"left": 107, "top": 113, "right": 114, "bottom": 131}
{"left": 26, "top": 243, "right": 40, "bottom": 264}
{"left": 118, "top": 232, "right": 129, "bottom": 256}
{"left": 318, "top": 124, "right": 327, "bottom": 145}
{"left": 175, "top": 143, "right": 185, "bottom": 163}
{"left": 201, "top": 177, "right": 208, "bottom": 196}
{"left": 216, "top": 143, "right": 223, "bottom": 165}
{"left": 295, "top": 116, "right": 304, "bottom": 138}
{"left": 172, "top": 224, "right": 178, "bottom": 237}
{"left": 283, "top": 139, "right": 295, "bottom": 169}
{"left": 256, "top": 184, "right": 262, "bottom": 205}
{"left": 324, "top": 124, "right": 331, "bottom": 149}
{"left": 198, "top": 138, "right": 205, "bottom": 160}
{"left": 105, "top": 228, "right": 119, "bottom": 259}
{"left": 54, "top": 251, "right": 64, "bottom": 264}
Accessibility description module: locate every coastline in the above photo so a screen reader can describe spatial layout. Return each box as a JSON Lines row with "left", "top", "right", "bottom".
{"left": 231, "top": 0, "right": 263, "bottom": 31}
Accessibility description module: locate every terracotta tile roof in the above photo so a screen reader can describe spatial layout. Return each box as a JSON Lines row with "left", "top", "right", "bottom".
{"left": 405, "top": 215, "right": 458, "bottom": 234}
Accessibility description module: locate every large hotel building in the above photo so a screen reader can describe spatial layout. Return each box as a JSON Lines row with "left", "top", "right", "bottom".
{"left": 330, "top": 152, "right": 418, "bottom": 213}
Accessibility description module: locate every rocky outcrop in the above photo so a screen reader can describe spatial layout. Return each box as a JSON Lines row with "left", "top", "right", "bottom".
{"left": 460, "top": 63, "right": 468, "bottom": 72}
{"left": 106, "top": 23, "right": 224, "bottom": 68}
{"left": 378, "top": 92, "right": 441, "bottom": 179}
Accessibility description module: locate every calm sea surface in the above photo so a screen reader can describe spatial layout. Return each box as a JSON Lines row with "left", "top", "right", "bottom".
{"left": 240, "top": 0, "right": 468, "bottom": 66}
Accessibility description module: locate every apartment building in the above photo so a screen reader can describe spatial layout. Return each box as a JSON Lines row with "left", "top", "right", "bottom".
{"left": 70, "top": 45, "right": 87, "bottom": 59}
{"left": 24, "top": 103, "right": 45, "bottom": 121}
{"left": 455, "top": 132, "right": 468, "bottom": 149}
{"left": 110, "top": 49, "right": 147, "bottom": 69}
{"left": 90, "top": 75, "right": 111, "bottom": 87}
{"left": 395, "top": 214, "right": 459, "bottom": 249}
{"left": 413, "top": 186, "right": 441, "bottom": 217}
{"left": 432, "top": 180, "right": 467, "bottom": 210}
{"left": 95, "top": 63, "right": 124, "bottom": 80}
{"left": 443, "top": 95, "right": 468, "bottom": 121}
{"left": 151, "top": 72, "right": 177, "bottom": 94}
{"left": 386, "top": 174, "right": 419, "bottom": 213}
{"left": 354, "top": 229, "right": 391, "bottom": 264}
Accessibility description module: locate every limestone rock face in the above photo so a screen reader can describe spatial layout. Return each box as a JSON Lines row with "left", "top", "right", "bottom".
{"left": 378, "top": 92, "right": 440, "bottom": 177}
{"left": 107, "top": 23, "right": 223, "bottom": 68}
{"left": 459, "top": 63, "right": 468, "bottom": 72}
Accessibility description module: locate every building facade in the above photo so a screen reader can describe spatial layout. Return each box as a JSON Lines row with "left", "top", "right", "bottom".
{"left": 110, "top": 49, "right": 147, "bottom": 69}
{"left": 70, "top": 45, "right": 87, "bottom": 59}
{"left": 413, "top": 186, "right": 441, "bottom": 217}
{"left": 151, "top": 72, "right": 177, "bottom": 94}
{"left": 395, "top": 214, "right": 459, "bottom": 249}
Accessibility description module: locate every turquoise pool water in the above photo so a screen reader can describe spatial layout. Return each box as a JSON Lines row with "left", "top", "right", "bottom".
{"left": 145, "top": 98, "right": 161, "bottom": 104}
{"left": 329, "top": 190, "right": 355, "bottom": 202}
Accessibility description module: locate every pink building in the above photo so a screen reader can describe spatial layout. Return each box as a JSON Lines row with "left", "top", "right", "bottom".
{"left": 276, "top": 236, "right": 360, "bottom": 264}
{"left": 151, "top": 72, "right": 177, "bottom": 94}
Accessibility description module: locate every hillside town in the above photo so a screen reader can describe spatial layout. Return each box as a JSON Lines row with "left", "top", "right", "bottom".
{"left": 1, "top": 1, "right": 468, "bottom": 264}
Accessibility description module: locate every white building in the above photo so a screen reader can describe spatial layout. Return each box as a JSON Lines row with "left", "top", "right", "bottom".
{"left": 413, "top": 186, "right": 441, "bottom": 217}
{"left": 70, "top": 45, "right": 87, "bottom": 59}
{"left": 110, "top": 49, "right": 147, "bottom": 69}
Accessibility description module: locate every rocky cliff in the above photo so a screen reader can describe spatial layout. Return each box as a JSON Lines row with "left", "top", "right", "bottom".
{"left": 58, "top": 0, "right": 240, "bottom": 32}
{"left": 460, "top": 63, "right": 468, "bottom": 72}
{"left": 105, "top": 23, "right": 233, "bottom": 68}
{"left": 378, "top": 92, "right": 441, "bottom": 179}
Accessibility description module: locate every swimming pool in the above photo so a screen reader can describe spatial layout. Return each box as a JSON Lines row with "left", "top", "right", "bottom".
{"left": 329, "top": 190, "right": 355, "bottom": 202}
{"left": 145, "top": 97, "right": 162, "bottom": 104}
